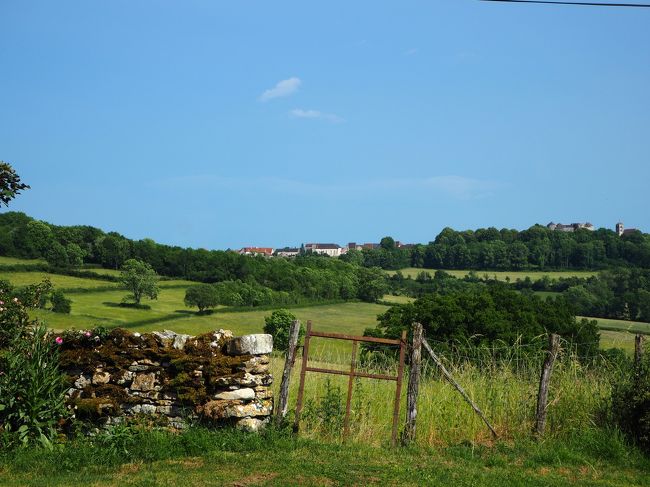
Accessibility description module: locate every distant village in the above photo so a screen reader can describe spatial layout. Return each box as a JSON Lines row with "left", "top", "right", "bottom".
{"left": 238, "top": 241, "right": 415, "bottom": 258}
{"left": 237, "top": 222, "right": 641, "bottom": 258}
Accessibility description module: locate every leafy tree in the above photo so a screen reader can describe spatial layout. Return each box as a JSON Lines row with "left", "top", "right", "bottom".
{"left": 50, "top": 290, "right": 72, "bottom": 314}
{"left": 263, "top": 309, "right": 303, "bottom": 351}
{"left": 184, "top": 284, "right": 219, "bottom": 313}
{"left": 356, "top": 267, "right": 388, "bottom": 302}
{"left": 0, "top": 162, "right": 30, "bottom": 207}
{"left": 45, "top": 241, "right": 69, "bottom": 268}
{"left": 65, "top": 243, "right": 85, "bottom": 267}
{"left": 119, "top": 259, "right": 160, "bottom": 305}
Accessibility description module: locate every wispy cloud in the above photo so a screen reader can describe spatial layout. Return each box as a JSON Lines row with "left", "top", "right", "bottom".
{"left": 149, "top": 175, "right": 503, "bottom": 201}
{"left": 404, "top": 48, "right": 418, "bottom": 56}
{"left": 259, "top": 77, "right": 301, "bottom": 102}
{"left": 290, "top": 109, "right": 344, "bottom": 123}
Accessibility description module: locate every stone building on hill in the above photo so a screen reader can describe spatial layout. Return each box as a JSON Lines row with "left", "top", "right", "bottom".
{"left": 547, "top": 222, "right": 595, "bottom": 232}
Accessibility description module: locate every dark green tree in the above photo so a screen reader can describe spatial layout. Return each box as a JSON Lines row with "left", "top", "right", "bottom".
{"left": 263, "top": 309, "right": 303, "bottom": 351}
{"left": 119, "top": 259, "right": 160, "bottom": 305}
{"left": 0, "top": 162, "right": 30, "bottom": 207}
{"left": 184, "top": 284, "right": 219, "bottom": 313}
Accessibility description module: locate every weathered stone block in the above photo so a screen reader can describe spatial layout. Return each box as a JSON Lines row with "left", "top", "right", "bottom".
{"left": 226, "top": 334, "right": 273, "bottom": 356}
{"left": 213, "top": 388, "right": 255, "bottom": 401}
{"left": 131, "top": 373, "right": 156, "bottom": 391}
{"left": 92, "top": 371, "right": 111, "bottom": 384}
{"left": 236, "top": 417, "right": 269, "bottom": 433}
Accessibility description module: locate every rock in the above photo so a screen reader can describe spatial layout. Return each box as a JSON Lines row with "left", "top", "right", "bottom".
{"left": 213, "top": 329, "right": 233, "bottom": 343}
{"left": 236, "top": 417, "right": 269, "bottom": 433}
{"left": 234, "top": 373, "right": 273, "bottom": 387}
{"left": 152, "top": 330, "right": 178, "bottom": 347}
{"left": 226, "top": 334, "right": 273, "bottom": 356}
{"left": 226, "top": 400, "right": 273, "bottom": 418}
{"left": 131, "top": 373, "right": 156, "bottom": 392}
{"left": 254, "top": 387, "right": 273, "bottom": 400}
{"left": 116, "top": 371, "right": 135, "bottom": 385}
{"left": 92, "top": 371, "right": 111, "bottom": 384}
{"left": 213, "top": 388, "right": 255, "bottom": 401}
{"left": 172, "top": 333, "right": 191, "bottom": 350}
{"left": 74, "top": 375, "right": 91, "bottom": 389}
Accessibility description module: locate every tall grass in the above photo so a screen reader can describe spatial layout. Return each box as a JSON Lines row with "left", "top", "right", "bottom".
{"left": 272, "top": 340, "right": 619, "bottom": 447}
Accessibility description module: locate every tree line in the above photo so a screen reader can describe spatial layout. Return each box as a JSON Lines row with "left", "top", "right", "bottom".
{"left": 0, "top": 212, "right": 388, "bottom": 304}
{"left": 342, "top": 226, "right": 650, "bottom": 270}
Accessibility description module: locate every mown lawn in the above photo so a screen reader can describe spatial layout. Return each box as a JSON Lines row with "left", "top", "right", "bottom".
{"left": 386, "top": 268, "right": 597, "bottom": 281}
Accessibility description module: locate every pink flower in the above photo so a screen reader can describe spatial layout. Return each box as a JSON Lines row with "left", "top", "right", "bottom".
{"left": 84, "top": 331, "right": 92, "bottom": 337}
{"left": 0, "top": 300, "right": 4, "bottom": 305}
{"left": 55, "top": 337, "right": 63, "bottom": 345}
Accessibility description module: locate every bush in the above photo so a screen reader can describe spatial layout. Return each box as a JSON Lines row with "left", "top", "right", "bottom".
{"left": 263, "top": 309, "right": 303, "bottom": 351}
{"left": 50, "top": 290, "right": 71, "bottom": 314}
{"left": 611, "top": 351, "right": 650, "bottom": 452}
{"left": 0, "top": 323, "right": 68, "bottom": 449}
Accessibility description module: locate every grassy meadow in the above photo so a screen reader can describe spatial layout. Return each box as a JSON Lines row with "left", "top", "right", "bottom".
{"left": 1, "top": 262, "right": 648, "bottom": 359}
{"left": 386, "top": 267, "right": 597, "bottom": 281}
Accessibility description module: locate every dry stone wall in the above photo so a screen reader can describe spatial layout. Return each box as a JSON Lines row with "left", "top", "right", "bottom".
{"left": 58, "top": 328, "right": 274, "bottom": 431}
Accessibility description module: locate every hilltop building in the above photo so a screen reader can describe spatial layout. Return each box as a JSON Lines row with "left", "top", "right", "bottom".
{"left": 239, "top": 247, "right": 274, "bottom": 257}
{"left": 275, "top": 247, "right": 300, "bottom": 258}
{"left": 304, "top": 243, "right": 342, "bottom": 257}
{"left": 547, "top": 222, "right": 595, "bottom": 232}
{"left": 616, "top": 222, "right": 639, "bottom": 237}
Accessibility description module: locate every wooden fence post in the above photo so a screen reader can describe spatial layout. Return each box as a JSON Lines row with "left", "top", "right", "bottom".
{"left": 535, "top": 333, "right": 560, "bottom": 437}
{"left": 275, "top": 320, "right": 301, "bottom": 425}
{"left": 402, "top": 322, "right": 423, "bottom": 446}
{"left": 634, "top": 334, "right": 645, "bottom": 371}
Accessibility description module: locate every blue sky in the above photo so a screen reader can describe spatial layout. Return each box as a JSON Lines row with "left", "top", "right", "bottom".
{"left": 1, "top": 1, "right": 649, "bottom": 249}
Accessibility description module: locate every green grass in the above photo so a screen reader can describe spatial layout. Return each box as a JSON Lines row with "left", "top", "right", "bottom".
{"left": 381, "top": 294, "right": 415, "bottom": 304}
{"left": 0, "top": 256, "right": 45, "bottom": 265}
{"left": 581, "top": 316, "right": 650, "bottom": 335}
{"left": 387, "top": 268, "right": 597, "bottom": 281}
{"left": 1, "top": 426, "right": 648, "bottom": 486}
{"left": 0, "top": 271, "right": 121, "bottom": 289}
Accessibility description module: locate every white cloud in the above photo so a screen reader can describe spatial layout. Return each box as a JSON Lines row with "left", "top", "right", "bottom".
{"left": 259, "top": 77, "right": 301, "bottom": 102}
{"left": 290, "top": 108, "right": 344, "bottom": 123}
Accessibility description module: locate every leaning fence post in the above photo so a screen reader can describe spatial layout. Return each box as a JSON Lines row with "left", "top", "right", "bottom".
{"left": 402, "top": 322, "right": 423, "bottom": 446}
{"left": 535, "top": 333, "right": 560, "bottom": 437}
{"left": 275, "top": 319, "right": 301, "bottom": 425}
{"left": 634, "top": 334, "right": 645, "bottom": 371}
{"left": 422, "top": 338, "right": 498, "bottom": 438}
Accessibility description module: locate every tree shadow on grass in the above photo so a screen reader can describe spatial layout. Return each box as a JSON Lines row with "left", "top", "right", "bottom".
{"left": 102, "top": 301, "right": 151, "bottom": 310}
{"left": 118, "top": 313, "right": 194, "bottom": 329}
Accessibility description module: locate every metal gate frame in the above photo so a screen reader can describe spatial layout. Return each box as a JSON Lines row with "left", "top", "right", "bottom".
{"left": 293, "top": 321, "right": 407, "bottom": 446}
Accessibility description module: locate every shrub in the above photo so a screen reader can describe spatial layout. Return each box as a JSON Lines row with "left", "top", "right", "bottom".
{"left": 611, "top": 351, "right": 650, "bottom": 452}
{"left": 0, "top": 323, "right": 68, "bottom": 449}
{"left": 50, "top": 290, "right": 72, "bottom": 314}
{"left": 263, "top": 309, "right": 303, "bottom": 351}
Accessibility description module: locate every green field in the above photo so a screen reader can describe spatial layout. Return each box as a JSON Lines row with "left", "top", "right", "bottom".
{"left": 387, "top": 268, "right": 597, "bottom": 281}
{"left": 1, "top": 263, "right": 646, "bottom": 358}
{"left": 0, "top": 271, "right": 120, "bottom": 289}
{"left": 0, "top": 256, "right": 45, "bottom": 265}
{"left": 584, "top": 316, "right": 650, "bottom": 335}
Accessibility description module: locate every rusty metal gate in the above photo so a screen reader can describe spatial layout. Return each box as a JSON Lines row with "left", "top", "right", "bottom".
{"left": 293, "top": 321, "right": 407, "bottom": 446}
